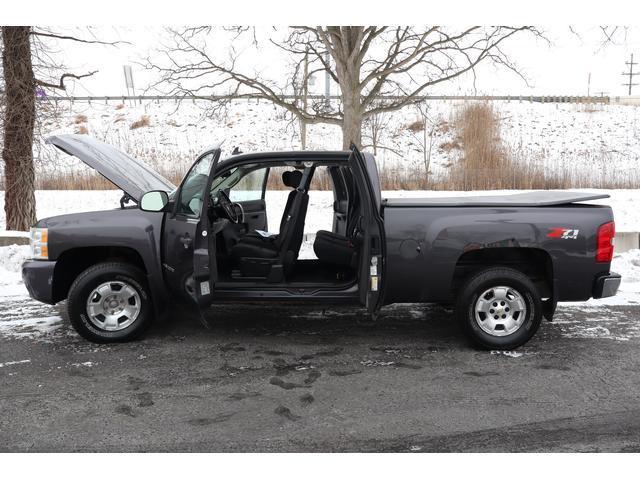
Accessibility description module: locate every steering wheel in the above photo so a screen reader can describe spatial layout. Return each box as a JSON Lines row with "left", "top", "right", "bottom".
{"left": 217, "top": 190, "right": 240, "bottom": 223}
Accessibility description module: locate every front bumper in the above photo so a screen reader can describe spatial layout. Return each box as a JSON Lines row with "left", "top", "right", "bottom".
{"left": 593, "top": 272, "right": 621, "bottom": 299}
{"left": 22, "top": 259, "right": 57, "bottom": 304}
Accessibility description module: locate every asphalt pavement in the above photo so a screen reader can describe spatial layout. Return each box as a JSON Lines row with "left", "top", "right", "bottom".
{"left": 1, "top": 296, "right": 639, "bottom": 452}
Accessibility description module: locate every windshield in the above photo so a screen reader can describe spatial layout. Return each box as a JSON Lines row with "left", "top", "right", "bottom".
{"left": 174, "top": 160, "right": 265, "bottom": 216}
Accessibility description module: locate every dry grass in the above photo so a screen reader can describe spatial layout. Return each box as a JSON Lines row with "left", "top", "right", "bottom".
{"left": 114, "top": 103, "right": 125, "bottom": 110}
{"left": 444, "top": 102, "right": 512, "bottom": 189}
{"left": 265, "top": 166, "right": 333, "bottom": 191}
{"left": 130, "top": 115, "right": 151, "bottom": 130}
{"left": 25, "top": 162, "right": 640, "bottom": 192}
{"left": 406, "top": 119, "right": 425, "bottom": 133}
{"left": 19, "top": 102, "right": 639, "bottom": 191}
{"left": 73, "top": 114, "right": 88, "bottom": 124}
{"left": 74, "top": 125, "right": 89, "bottom": 135}
{"left": 35, "top": 169, "right": 184, "bottom": 190}
{"left": 438, "top": 140, "right": 461, "bottom": 153}
{"left": 436, "top": 120, "right": 452, "bottom": 134}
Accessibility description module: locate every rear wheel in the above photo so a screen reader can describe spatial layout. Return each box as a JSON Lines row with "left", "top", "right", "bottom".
{"left": 67, "top": 262, "right": 152, "bottom": 343}
{"left": 455, "top": 267, "right": 542, "bottom": 350}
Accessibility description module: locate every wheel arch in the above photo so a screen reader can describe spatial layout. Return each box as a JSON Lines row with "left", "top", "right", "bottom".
{"left": 451, "top": 247, "right": 555, "bottom": 301}
{"left": 52, "top": 246, "right": 148, "bottom": 303}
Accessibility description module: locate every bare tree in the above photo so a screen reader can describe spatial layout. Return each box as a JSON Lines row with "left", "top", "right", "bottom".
{"left": 1, "top": 26, "right": 124, "bottom": 231}
{"left": 2, "top": 27, "right": 37, "bottom": 231}
{"left": 147, "top": 26, "right": 540, "bottom": 149}
{"left": 406, "top": 102, "right": 436, "bottom": 183}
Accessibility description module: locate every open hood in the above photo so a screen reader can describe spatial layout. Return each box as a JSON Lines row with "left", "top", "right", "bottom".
{"left": 46, "top": 134, "right": 176, "bottom": 201}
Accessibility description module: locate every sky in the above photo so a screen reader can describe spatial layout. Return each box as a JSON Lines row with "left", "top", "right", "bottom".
{"left": 44, "top": 26, "right": 640, "bottom": 98}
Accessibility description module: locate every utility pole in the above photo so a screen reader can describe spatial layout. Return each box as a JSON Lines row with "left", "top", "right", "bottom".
{"left": 123, "top": 65, "right": 137, "bottom": 106}
{"left": 622, "top": 53, "right": 638, "bottom": 95}
{"left": 587, "top": 72, "right": 591, "bottom": 97}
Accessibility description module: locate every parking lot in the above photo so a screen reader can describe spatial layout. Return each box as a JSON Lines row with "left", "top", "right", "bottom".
{"left": 1, "top": 296, "right": 640, "bottom": 452}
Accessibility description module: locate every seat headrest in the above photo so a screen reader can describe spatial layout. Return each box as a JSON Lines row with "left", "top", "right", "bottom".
{"left": 282, "top": 170, "right": 303, "bottom": 189}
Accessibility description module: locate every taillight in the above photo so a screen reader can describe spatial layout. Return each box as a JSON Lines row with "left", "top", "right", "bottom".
{"left": 596, "top": 221, "right": 615, "bottom": 263}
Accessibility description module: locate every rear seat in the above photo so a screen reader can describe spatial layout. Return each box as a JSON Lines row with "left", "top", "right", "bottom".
{"left": 313, "top": 230, "right": 360, "bottom": 268}
{"left": 314, "top": 171, "right": 362, "bottom": 269}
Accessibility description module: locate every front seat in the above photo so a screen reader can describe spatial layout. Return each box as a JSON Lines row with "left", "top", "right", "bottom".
{"left": 240, "top": 169, "right": 303, "bottom": 245}
{"left": 230, "top": 167, "right": 312, "bottom": 281}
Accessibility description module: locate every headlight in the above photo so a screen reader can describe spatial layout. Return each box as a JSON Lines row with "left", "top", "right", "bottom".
{"left": 29, "top": 227, "right": 49, "bottom": 260}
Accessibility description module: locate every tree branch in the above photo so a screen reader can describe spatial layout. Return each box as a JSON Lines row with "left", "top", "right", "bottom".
{"left": 30, "top": 30, "right": 130, "bottom": 46}
{"left": 36, "top": 70, "right": 98, "bottom": 90}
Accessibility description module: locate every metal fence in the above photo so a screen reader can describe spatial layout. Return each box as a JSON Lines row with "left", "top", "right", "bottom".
{"left": 35, "top": 94, "right": 612, "bottom": 105}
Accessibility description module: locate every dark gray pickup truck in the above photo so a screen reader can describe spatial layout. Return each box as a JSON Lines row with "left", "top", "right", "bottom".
{"left": 22, "top": 134, "right": 620, "bottom": 349}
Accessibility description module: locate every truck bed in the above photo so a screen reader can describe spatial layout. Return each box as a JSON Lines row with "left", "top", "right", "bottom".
{"left": 384, "top": 191, "right": 610, "bottom": 208}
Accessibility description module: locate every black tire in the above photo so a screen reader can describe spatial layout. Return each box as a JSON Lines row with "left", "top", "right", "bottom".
{"left": 455, "top": 267, "right": 542, "bottom": 350}
{"left": 67, "top": 262, "right": 153, "bottom": 343}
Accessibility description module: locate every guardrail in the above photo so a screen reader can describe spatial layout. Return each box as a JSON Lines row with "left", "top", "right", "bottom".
{"left": 35, "top": 94, "right": 612, "bottom": 104}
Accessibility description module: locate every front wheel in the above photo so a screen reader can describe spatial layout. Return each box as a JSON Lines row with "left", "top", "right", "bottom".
{"left": 455, "top": 267, "right": 542, "bottom": 350}
{"left": 67, "top": 262, "right": 153, "bottom": 343}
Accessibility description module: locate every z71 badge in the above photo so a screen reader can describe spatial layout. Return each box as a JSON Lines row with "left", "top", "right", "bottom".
{"left": 547, "top": 228, "right": 580, "bottom": 240}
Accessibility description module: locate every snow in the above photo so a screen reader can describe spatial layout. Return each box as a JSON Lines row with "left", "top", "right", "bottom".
{"left": 0, "top": 230, "right": 29, "bottom": 238}
{"left": 9, "top": 100, "right": 640, "bottom": 186}
{"left": 0, "top": 359, "right": 31, "bottom": 368}
{"left": 70, "top": 361, "right": 95, "bottom": 367}
{"left": 574, "top": 249, "right": 640, "bottom": 306}
{"left": 0, "top": 244, "right": 31, "bottom": 297}
{"left": 0, "top": 315, "right": 64, "bottom": 339}
{"left": 490, "top": 351, "right": 524, "bottom": 358}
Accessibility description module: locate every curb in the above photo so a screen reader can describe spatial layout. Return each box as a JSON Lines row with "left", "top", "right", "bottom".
{"left": 0, "top": 236, "right": 29, "bottom": 247}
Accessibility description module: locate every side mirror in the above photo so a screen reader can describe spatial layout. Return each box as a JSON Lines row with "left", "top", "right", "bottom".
{"left": 140, "top": 190, "right": 169, "bottom": 212}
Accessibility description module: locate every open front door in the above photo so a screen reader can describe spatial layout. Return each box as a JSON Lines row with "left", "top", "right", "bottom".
{"left": 348, "top": 145, "right": 386, "bottom": 313}
{"left": 162, "top": 147, "right": 222, "bottom": 308}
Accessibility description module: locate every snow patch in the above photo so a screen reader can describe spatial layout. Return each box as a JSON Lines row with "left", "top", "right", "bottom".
{"left": 71, "top": 361, "right": 95, "bottom": 367}
{"left": 491, "top": 350, "right": 524, "bottom": 358}
{"left": 0, "top": 315, "right": 64, "bottom": 339}
{"left": 361, "top": 360, "right": 396, "bottom": 367}
{"left": 0, "top": 359, "right": 31, "bottom": 368}
{"left": 0, "top": 230, "right": 29, "bottom": 238}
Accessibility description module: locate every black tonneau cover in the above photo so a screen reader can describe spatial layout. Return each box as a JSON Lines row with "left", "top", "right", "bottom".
{"left": 384, "top": 191, "right": 610, "bottom": 207}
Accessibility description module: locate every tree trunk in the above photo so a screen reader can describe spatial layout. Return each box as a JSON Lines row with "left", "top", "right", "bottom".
{"left": 341, "top": 86, "right": 362, "bottom": 149}
{"left": 2, "top": 26, "right": 36, "bottom": 231}
{"left": 336, "top": 30, "right": 363, "bottom": 150}
{"left": 342, "top": 106, "right": 362, "bottom": 150}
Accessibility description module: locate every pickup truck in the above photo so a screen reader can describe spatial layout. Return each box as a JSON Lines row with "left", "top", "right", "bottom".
{"left": 22, "top": 134, "right": 621, "bottom": 349}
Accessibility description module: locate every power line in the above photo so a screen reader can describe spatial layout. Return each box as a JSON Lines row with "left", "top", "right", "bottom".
{"left": 622, "top": 53, "right": 638, "bottom": 96}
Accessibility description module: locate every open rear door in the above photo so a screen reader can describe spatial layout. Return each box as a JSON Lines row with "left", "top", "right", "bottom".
{"left": 348, "top": 145, "right": 386, "bottom": 314}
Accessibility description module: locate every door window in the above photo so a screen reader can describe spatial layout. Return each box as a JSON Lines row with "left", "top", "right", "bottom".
{"left": 176, "top": 152, "right": 215, "bottom": 217}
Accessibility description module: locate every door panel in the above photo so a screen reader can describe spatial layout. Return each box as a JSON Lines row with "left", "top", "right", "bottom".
{"left": 162, "top": 149, "right": 221, "bottom": 306}
{"left": 237, "top": 198, "right": 268, "bottom": 232}
{"left": 348, "top": 147, "right": 386, "bottom": 313}
{"left": 162, "top": 215, "right": 200, "bottom": 301}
